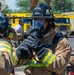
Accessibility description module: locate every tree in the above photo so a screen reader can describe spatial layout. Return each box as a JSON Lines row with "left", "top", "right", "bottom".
{"left": 15, "top": 0, "right": 74, "bottom": 13}
{"left": 15, "top": 0, "right": 46, "bottom": 12}
{"left": 15, "top": 0, "right": 31, "bottom": 12}
{"left": 2, "top": 5, "right": 13, "bottom": 13}
{"left": 51, "top": 0, "right": 73, "bottom": 13}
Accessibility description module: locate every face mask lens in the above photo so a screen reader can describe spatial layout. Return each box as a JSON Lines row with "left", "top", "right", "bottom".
{"left": 32, "top": 19, "right": 44, "bottom": 29}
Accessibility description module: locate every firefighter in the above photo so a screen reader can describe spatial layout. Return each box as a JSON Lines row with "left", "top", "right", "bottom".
{"left": 0, "top": 12, "right": 18, "bottom": 75}
{"left": 22, "top": 4, "right": 71, "bottom": 75}
{"left": 6, "top": 3, "right": 71, "bottom": 75}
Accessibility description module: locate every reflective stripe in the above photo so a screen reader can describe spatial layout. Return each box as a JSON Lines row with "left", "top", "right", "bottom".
{"left": 30, "top": 59, "right": 44, "bottom": 67}
{"left": 30, "top": 62, "right": 44, "bottom": 67}
{"left": 0, "top": 43, "right": 13, "bottom": 53}
{"left": 25, "top": 59, "right": 44, "bottom": 67}
{"left": 12, "top": 52, "right": 23, "bottom": 65}
{"left": 18, "top": 60, "right": 23, "bottom": 65}
{"left": 8, "top": 32, "right": 13, "bottom": 39}
{"left": 12, "top": 52, "right": 18, "bottom": 64}
{"left": 42, "top": 52, "right": 55, "bottom": 68}
{"left": 0, "top": 43, "right": 12, "bottom": 50}
{"left": 0, "top": 48, "right": 12, "bottom": 53}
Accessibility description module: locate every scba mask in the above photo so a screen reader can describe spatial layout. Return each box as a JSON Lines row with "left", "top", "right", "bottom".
{"left": 32, "top": 19, "right": 45, "bottom": 34}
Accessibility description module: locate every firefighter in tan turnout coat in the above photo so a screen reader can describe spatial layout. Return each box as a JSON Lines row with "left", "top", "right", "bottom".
{"left": 0, "top": 12, "right": 18, "bottom": 75}
{"left": 4, "top": 3, "right": 71, "bottom": 75}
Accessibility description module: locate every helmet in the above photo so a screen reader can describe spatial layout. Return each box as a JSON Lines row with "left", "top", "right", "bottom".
{"left": 31, "top": 3, "right": 55, "bottom": 35}
{"left": 31, "top": 3, "right": 54, "bottom": 19}
{"left": 0, "top": 12, "right": 9, "bottom": 33}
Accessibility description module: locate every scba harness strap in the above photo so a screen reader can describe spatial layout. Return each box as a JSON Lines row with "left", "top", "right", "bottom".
{"left": 46, "top": 32, "right": 64, "bottom": 75}
{"left": 46, "top": 31, "right": 64, "bottom": 54}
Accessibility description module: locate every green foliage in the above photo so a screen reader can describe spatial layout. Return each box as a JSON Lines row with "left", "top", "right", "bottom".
{"left": 15, "top": 0, "right": 46, "bottom": 12}
{"left": 15, "top": 0, "right": 31, "bottom": 12}
{"left": 2, "top": 5, "right": 13, "bottom": 14}
{"left": 38, "top": 0, "right": 45, "bottom": 3}
{"left": 3, "top": 0, "right": 74, "bottom": 13}
{"left": 51, "top": 0, "right": 73, "bottom": 14}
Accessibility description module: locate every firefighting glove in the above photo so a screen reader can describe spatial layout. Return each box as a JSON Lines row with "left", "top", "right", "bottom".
{"left": 26, "top": 34, "right": 48, "bottom": 60}
{"left": 12, "top": 40, "right": 32, "bottom": 65}
{"left": 16, "top": 40, "right": 32, "bottom": 59}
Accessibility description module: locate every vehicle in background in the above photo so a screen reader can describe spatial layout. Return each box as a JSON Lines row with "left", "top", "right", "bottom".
{"left": 7, "top": 13, "right": 74, "bottom": 37}
{"left": 54, "top": 14, "right": 71, "bottom": 37}
{"left": 62, "top": 12, "right": 74, "bottom": 36}
{"left": 7, "top": 13, "right": 31, "bottom": 35}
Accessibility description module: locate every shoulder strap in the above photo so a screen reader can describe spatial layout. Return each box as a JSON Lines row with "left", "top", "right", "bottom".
{"left": 52, "top": 32, "right": 64, "bottom": 53}
{"left": 50, "top": 32, "right": 64, "bottom": 75}
{"left": 46, "top": 32, "right": 64, "bottom": 54}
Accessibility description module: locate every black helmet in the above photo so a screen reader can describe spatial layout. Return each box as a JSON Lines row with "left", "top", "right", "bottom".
{"left": 31, "top": 3, "right": 54, "bottom": 19}
{"left": 31, "top": 3, "right": 55, "bottom": 36}
{"left": 0, "top": 12, "right": 9, "bottom": 33}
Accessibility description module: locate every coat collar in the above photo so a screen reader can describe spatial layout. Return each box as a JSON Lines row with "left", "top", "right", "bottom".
{"left": 40, "top": 28, "right": 57, "bottom": 45}
{"left": 43, "top": 28, "right": 56, "bottom": 39}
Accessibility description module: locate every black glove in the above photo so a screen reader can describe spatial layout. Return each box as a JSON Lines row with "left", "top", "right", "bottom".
{"left": 16, "top": 30, "right": 41, "bottom": 60}
{"left": 26, "top": 31, "right": 48, "bottom": 60}
{"left": 16, "top": 39, "right": 32, "bottom": 59}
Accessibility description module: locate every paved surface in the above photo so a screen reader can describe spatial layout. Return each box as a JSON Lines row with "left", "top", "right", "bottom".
{"left": 15, "top": 67, "right": 26, "bottom": 75}
{"left": 68, "top": 36, "right": 74, "bottom": 48}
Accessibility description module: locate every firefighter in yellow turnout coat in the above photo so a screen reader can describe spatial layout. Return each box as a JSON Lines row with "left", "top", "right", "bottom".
{"left": 0, "top": 12, "right": 18, "bottom": 75}
{"left": 6, "top": 3, "right": 71, "bottom": 75}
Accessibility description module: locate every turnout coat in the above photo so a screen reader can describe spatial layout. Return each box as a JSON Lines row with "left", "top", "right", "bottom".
{"left": 24, "top": 29, "right": 71, "bottom": 75}
{"left": 0, "top": 28, "right": 18, "bottom": 75}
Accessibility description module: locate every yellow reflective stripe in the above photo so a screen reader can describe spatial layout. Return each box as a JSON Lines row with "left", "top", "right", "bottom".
{"left": 42, "top": 52, "right": 55, "bottom": 68}
{"left": 0, "top": 43, "right": 13, "bottom": 52}
{"left": 12, "top": 52, "right": 18, "bottom": 64}
{"left": 46, "top": 54, "right": 55, "bottom": 67}
{"left": 8, "top": 32, "right": 13, "bottom": 39}
{"left": 0, "top": 43, "right": 12, "bottom": 50}
{"left": 0, "top": 48, "right": 12, "bottom": 53}
{"left": 24, "top": 59, "right": 44, "bottom": 67}
{"left": 12, "top": 52, "right": 23, "bottom": 65}
{"left": 19, "top": 60, "right": 23, "bottom": 65}
{"left": 30, "top": 62, "right": 44, "bottom": 67}
{"left": 28, "top": 59, "right": 44, "bottom": 67}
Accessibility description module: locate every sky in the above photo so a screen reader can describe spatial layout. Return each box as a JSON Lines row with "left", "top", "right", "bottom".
{"left": 6, "top": 0, "right": 17, "bottom": 10}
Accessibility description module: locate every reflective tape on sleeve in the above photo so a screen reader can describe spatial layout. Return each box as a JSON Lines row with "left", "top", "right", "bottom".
{"left": 24, "top": 58, "right": 44, "bottom": 67}
{"left": 12, "top": 52, "right": 19, "bottom": 64}
{"left": 42, "top": 52, "right": 55, "bottom": 68}
{"left": 0, "top": 43, "right": 13, "bottom": 53}
{"left": 8, "top": 32, "right": 13, "bottom": 39}
{"left": 12, "top": 52, "right": 23, "bottom": 65}
{"left": 30, "top": 58, "right": 44, "bottom": 67}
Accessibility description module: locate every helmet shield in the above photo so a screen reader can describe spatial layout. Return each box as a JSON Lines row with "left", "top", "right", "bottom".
{"left": 31, "top": 3, "right": 55, "bottom": 35}
{"left": 32, "top": 19, "right": 44, "bottom": 34}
